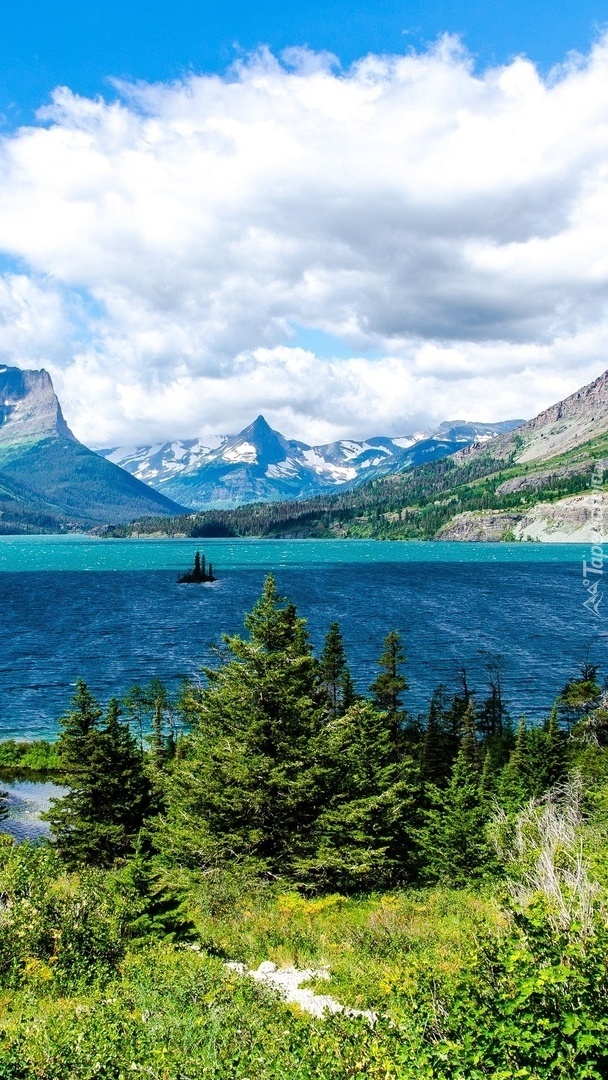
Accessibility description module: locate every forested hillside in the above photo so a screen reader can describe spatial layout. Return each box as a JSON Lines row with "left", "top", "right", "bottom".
{"left": 1, "top": 577, "right": 608, "bottom": 1077}
{"left": 103, "top": 429, "right": 608, "bottom": 539}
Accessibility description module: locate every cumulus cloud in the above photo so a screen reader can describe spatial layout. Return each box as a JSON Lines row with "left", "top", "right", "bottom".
{"left": 0, "top": 36, "right": 608, "bottom": 443}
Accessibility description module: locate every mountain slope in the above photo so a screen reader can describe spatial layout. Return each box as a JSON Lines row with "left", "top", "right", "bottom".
{"left": 97, "top": 415, "right": 522, "bottom": 509}
{"left": 103, "top": 369, "right": 608, "bottom": 541}
{"left": 0, "top": 366, "right": 187, "bottom": 531}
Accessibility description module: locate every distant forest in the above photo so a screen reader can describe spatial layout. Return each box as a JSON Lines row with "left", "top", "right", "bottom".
{"left": 103, "top": 431, "right": 607, "bottom": 540}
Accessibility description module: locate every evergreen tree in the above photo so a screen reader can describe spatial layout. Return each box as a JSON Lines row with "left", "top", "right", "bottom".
{"left": 370, "top": 630, "right": 408, "bottom": 732}
{"left": 460, "top": 700, "right": 481, "bottom": 770}
{"left": 304, "top": 700, "right": 421, "bottom": 891}
{"left": 320, "top": 621, "right": 354, "bottom": 718}
{"left": 44, "top": 687, "right": 154, "bottom": 868}
{"left": 478, "top": 660, "right": 508, "bottom": 740}
{"left": 419, "top": 713, "right": 495, "bottom": 886}
{"left": 420, "top": 686, "right": 457, "bottom": 786}
{"left": 558, "top": 661, "right": 602, "bottom": 730}
{"left": 145, "top": 678, "right": 173, "bottom": 769}
{"left": 157, "top": 576, "right": 329, "bottom": 878}
{"left": 539, "top": 705, "right": 568, "bottom": 790}
{"left": 497, "top": 717, "right": 530, "bottom": 812}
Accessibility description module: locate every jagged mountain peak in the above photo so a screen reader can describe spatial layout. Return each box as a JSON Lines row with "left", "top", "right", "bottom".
{"left": 0, "top": 364, "right": 187, "bottom": 529}
{"left": 0, "top": 365, "right": 75, "bottom": 446}
{"left": 98, "top": 414, "right": 523, "bottom": 509}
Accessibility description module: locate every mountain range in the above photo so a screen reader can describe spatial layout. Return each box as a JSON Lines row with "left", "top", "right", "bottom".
{"left": 105, "top": 367, "right": 608, "bottom": 542}
{"left": 0, "top": 366, "right": 186, "bottom": 532}
{"left": 97, "top": 415, "right": 523, "bottom": 509}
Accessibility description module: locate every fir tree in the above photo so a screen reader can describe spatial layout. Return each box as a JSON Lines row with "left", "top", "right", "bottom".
{"left": 497, "top": 717, "right": 530, "bottom": 812}
{"left": 320, "top": 621, "right": 354, "bottom": 718}
{"left": 558, "top": 661, "right": 602, "bottom": 730}
{"left": 157, "top": 576, "right": 329, "bottom": 878}
{"left": 419, "top": 713, "right": 495, "bottom": 886}
{"left": 44, "top": 688, "right": 154, "bottom": 868}
{"left": 370, "top": 630, "right": 408, "bottom": 732}
{"left": 542, "top": 706, "right": 568, "bottom": 786}
{"left": 304, "top": 700, "right": 420, "bottom": 891}
{"left": 420, "top": 686, "right": 456, "bottom": 786}
{"left": 146, "top": 678, "right": 173, "bottom": 769}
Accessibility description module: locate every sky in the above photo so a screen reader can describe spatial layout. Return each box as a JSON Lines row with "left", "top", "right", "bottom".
{"left": 1, "top": 1, "right": 608, "bottom": 445}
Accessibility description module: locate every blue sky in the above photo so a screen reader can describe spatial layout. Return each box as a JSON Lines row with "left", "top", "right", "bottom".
{"left": 1, "top": 2, "right": 608, "bottom": 444}
{"left": 2, "top": 0, "right": 606, "bottom": 127}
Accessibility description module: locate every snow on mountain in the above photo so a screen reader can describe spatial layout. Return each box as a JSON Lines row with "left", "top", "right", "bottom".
{"left": 95, "top": 415, "right": 523, "bottom": 510}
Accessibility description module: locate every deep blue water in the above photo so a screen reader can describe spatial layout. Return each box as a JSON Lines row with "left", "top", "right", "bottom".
{"left": 0, "top": 536, "right": 605, "bottom": 738}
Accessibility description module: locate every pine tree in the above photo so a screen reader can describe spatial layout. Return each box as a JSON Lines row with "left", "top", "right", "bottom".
{"left": 44, "top": 688, "right": 154, "bottom": 868}
{"left": 497, "top": 717, "right": 530, "bottom": 812}
{"left": 460, "top": 700, "right": 481, "bottom": 770}
{"left": 304, "top": 700, "right": 420, "bottom": 891}
{"left": 558, "top": 661, "right": 602, "bottom": 730}
{"left": 146, "top": 678, "right": 172, "bottom": 769}
{"left": 421, "top": 686, "right": 456, "bottom": 786}
{"left": 419, "top": 712, "right": 495, "bottom": 886}
{"left": 157, "top": 575, "right": 329, "bottom": 878}
{"left": 370, "top": 630, "right": 408, "bottom": 732}
{"left": 320, "top": 621, "right": 354, "bottom": 718}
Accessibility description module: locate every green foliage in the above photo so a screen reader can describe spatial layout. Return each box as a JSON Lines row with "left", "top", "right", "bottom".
{"left": 319, "top": 621, "right": 356, "bottom": 718}
{"left": 156, "top": 575, "right": 330, "bottom": 878}
{"left": 420, "top": 706, "right": 498, "bottom": 886}
{"left": 302, "top": 700, "right": 421, "bottom": 891}
{"left": 412, "top": 902, "right": 608, "bottom": 1079}
{"left": 370, "top": 629, "right": 408, "bottom": 728}
{"left": 43, "top": 683, "right": 154, "bottom": 868}
{"left": 0, "top": 739, "right": 61, "bottom": 774}
{"left": 558, "top": 663, "right": 602, "bottom": 730}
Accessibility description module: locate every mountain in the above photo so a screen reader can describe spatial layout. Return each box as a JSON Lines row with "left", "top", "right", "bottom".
{"left": 103, "top": 368, "right": 608, "bottom": 542}
{"left": 97, "top": 415, "right": 522, "bottom": 509}
{"left": 0, "top": 365, "right": 187, "bottom": 532}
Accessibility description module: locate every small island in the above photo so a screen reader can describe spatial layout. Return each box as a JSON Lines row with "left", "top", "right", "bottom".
{"left": 177, "top": 551, "right": 216, "bottom": 583}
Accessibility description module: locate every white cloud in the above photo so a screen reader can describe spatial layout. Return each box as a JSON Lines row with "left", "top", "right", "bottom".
{"left": 0, "top": 36, "right": 608, "bottom": 442}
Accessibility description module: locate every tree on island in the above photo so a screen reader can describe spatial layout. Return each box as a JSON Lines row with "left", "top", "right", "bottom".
{"left": 178, "top": 550, "right": 216, "bottom": 583}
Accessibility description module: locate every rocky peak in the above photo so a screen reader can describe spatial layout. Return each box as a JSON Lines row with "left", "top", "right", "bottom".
{"left": 0, "top": 365, "right": 75, "bottom": 446}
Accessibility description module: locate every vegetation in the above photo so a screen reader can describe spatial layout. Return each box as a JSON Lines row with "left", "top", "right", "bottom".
{"left": 2, "top": 576, "right": 608, "bottom": 1076}
{"left": 177, "top": 549, "right": 216, "bottom": 583}
{"left": 102, "top": 431, "right": 608, "bottom": 540}
{"left": 0, "top": 739, "right": 62, "bottom": 775}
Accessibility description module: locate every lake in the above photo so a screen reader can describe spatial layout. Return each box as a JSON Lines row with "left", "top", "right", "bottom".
{"left": 0, "top": 535, "right": 604, "bottom": 740}
{"left": 1, "top": 778, "right": 68, "bottom": 841}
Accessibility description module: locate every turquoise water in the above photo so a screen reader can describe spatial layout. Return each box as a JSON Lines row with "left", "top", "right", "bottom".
{"left": 0, "top": 536, "right": 603, "bottom": 739}
{"left": 0, "top": 534, "right": 591, "bottom": 572}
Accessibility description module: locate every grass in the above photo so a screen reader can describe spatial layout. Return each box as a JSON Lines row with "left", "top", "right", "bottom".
{"left": 185, "top": 879, "right": 504, "bottom": 1018}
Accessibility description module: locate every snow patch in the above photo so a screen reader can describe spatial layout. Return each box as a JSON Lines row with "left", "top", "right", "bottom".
{"left": 221, "top": 441, "right": 257, "bottom": 463}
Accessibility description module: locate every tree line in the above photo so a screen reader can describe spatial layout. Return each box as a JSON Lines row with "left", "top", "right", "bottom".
{"left": 38, "top": 573, "right": 600, "bottom": 892}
